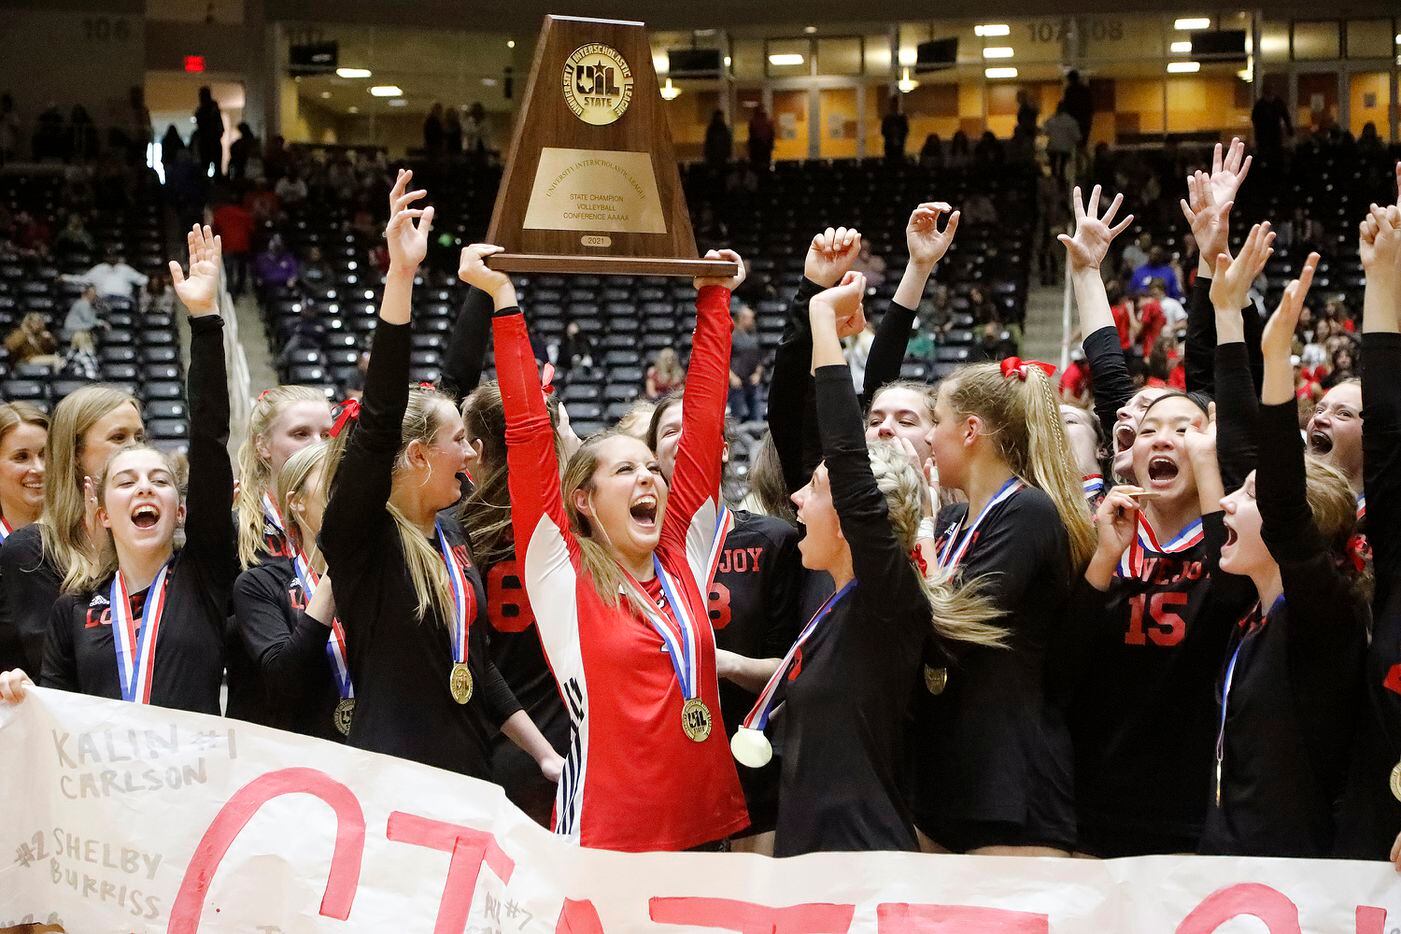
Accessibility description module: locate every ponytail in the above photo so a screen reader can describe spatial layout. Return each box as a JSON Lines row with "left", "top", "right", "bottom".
{"left": 234, "top": 385, "right": 329, "bottom": 569}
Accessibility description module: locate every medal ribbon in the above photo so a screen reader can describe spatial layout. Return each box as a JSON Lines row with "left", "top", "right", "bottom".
{"left": 110, "top": 562, "right": 172, "bottom": 704}
{"left": 627, "top": 558, "right": 704, "bottom": 703}
{"left": 1357, "top": 492, "right": 1366, "bottom": 523}
{"left": 292, "top": 548, "right": 354, "bottom": 701}
{"left": 703, "top": 503, "right": 735, "bottom": 588}
{"left": 0, "top": 516, "right": 11, "bottom": 542}
{"left": 1082, "top": 474, "right": 1104, "bottom": 501}
{"left": 1214, "top": 595, "right": 1285, "bottom": 805}
{"left": 435, "top": 523, "right": 471, "bottom": 666}
{"left": 740, "top": 580, "right": 857, "bottom": 732}
{"left": 1118, "top": 513, "right": 1205, "bottom": 578}
{"left": 935, "top": 477, "right": 1025, "bottom": 570}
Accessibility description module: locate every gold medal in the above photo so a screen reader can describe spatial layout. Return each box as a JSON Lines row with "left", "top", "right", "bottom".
{"left": 333, "top": 698, "right": 355, "bottom": 736}
{"left": 1390, "top": 762, "right": 1401, "bottom": 803}
{"left": 449, "top": 662, "right": 474, "bottom": 705}
{"left": 924, "top": 665, "right": 949, "bottom": 696}
{"left": 681, "top": 697, "right": 712, "bottom": 742}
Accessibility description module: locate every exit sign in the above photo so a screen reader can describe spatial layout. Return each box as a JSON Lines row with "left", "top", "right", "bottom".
{"left": 184, "top": 55, "right": 206, "bottom": 73}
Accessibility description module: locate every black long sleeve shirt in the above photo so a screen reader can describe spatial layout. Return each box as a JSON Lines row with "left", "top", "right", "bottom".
{"left": 39, "top": 315, "right": 236, "bottom": 715}
{"left": 441, "top": 285, "right": 493, "bottom": 403}
{"left": 0, "top": 523, "right": 59, "bottom": 674}
{"left": 320, "top": 318, "right": 520, "bottom": 779}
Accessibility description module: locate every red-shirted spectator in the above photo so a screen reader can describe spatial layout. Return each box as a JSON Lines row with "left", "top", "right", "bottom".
{"left": 1106, "top": 282, "right": 1132, "bottom": 351}
{"left": 1059, "top": 351, "right": 1092, "bottom": 404}
{"left": 212, "top": 199, "right": 254, "bottom": 296}
{"left": 1135, "top": 295, "right": 1165, "bottom": 358}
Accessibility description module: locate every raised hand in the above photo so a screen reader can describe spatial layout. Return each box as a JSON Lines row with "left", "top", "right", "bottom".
{"left": 169, "top": 223, "right": 222, "bottom": 316}
{"left": 809, "top": 271, "right": 867, "bottom": 335}
{"left": 1183, "top": 401, "right": 1218, "bottom": 465}
{"left": 1261, "top": 251, "right": 1320, "bottom": 363}
{"left": 1058, "top": 185, "right": 1134, "bottom": 272}
{"left": 1360, "top": 203, "right": 1401, "bottom": 275}
{"left": 385, "top": 168, "right": 434, "bottom": 272}
{"left": 1180, "top": 170, "right": 1234, "bottom": 270}
{"left": 458, "top": 243, "right": 513, "bottom": 297}
{"left": 907, "top": 202, "right": 959, "bottom": 269}
{"left": 804, "top": 227, "right": 861, "bottom": 288}
{"left": 694, "top": 248, "right": 746, "bottom": 291}
{"left": 1206, "top": 137, "right": 1252, "bottom": 208}
{"left": 1210, "top": 221, "right": 1274, "bottom": 312}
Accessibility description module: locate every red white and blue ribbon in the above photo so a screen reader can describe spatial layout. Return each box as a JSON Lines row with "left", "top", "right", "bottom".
{"left": 703, "top": 503, "right": 735, "bottom": 588}
{"left": 1357, "top": 492, "right": 1366, "bottom": 523}
{"left": 0, "top": 517, "right": 11, "bottom": 543}
{"left": 1082, "top": 474, "right": 1105, "bottom": 502}
{"left": 110, "top": 562, "right": 172, "bottom": 704}
{"left": 262, "top": 493, "right": 292, "bottom": 556}
{"left": 935, "top": 476, "right": 1025, "bottom": 570}
{"left": 292, "top": 549, "right": 354, "bottom": 702}
{"left": 1119, "top": 513, "right": 1205, "bottom": 578}
{"left": 635, "top": 557, "right": 704, "bottom": 705}
{"left": 436, "top": 522, "right": 471, "bottom": 666}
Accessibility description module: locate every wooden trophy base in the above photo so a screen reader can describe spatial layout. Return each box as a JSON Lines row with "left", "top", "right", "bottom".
{"left": 485, "top": 253, "right": 738, "bottom": 279}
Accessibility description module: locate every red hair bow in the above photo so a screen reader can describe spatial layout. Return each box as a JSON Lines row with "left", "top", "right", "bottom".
{"left": 540, "top": 362, "right": 557, "bottom": 397}
{"left": 910, "top": 547, "right": 929, "bottom": 577}
{"left": 1346, "top": 533, "right": 1371, "bottom": 574}
{"left": 329, "top": 399, "right": 361, "bottom": 438}
{"left": 999, "top": 357, "right": 1057, "bottom": 381}
{"left": 417, "top": 381, "right": 436, "bottom": 391}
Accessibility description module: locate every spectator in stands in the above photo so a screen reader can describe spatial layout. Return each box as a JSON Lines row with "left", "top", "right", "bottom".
{"left": 1043, "top": 104, "right": 1081, "bottom": 180}
{"left": 62, "top": 284, "right": 108, "bottom": 339}
{"left": 554, "top": 320, "right": 596, "bottom": 374}
{"left": 1060, "top": 69, "right": 1093, "bottom": 148}
{"left": 1133, "top": 280, "right": 1167, "bottom": 359}
{"left": 704, "top": 110, "right": 732, "bottom": 169}
{"left": 1059, "top": 348, "right": 1091, "bottom": 405}
{"left": 140, "top": 272, "right": 175, "bottom": 316}
{"left": 919, "top": 134, "right": 943, "bottom": 170}
{"left": 881, "top": 95, "right": 909, "bottom": 164}
{"left": 1147, "top": 277, "right": 1185, "bottom": 331}
{"left": 212, "top": 195, "right": 253, "bottom": 296}
{"left": 254, "top": 234, "right": 299, "bottom": 293}
{"left": 463, "top": 102, "right": 489, "bottom": 162}
{"left": 228, "top": 122, "right": 258, "bottom": 181}
{"left": 274, "top": 168, "right": 308, "bottom": 206}
{"left": 443, "top": 106, "right": 463, "bottom": 155}
{"left": 277, "top": 303, "right": 326, "bottom": 371}
{"left": 0, "top": 93, "right": 19, "bottom": 164}
{"left": 973, "top": 131, "right": 1004, "bottom": 166}
{"left": 1129, "top": 246, "right": 1182, "bottom": 299}
{"left": 1278, "top": 206, "right": 1323, "bottom": 249}
{"left": 1251, "top": 87, "right": 1292, "bottom": 154}
{"left": 424, "top": 103, "right": 445, "bottom": 154}
{"left": 1106, "top": 280, "right": 1133, "bottom": 351}
{"left": 68, "top": 105, "right": 98, "bottom": 162}
{"left": 160, "top": 125, "right": 185, "bottom": 177}
{"left": 4, "top": 313, "right": 57, "bottom": 364}
{"left": 262, "top": 134, "right": 288, "bottom": 182}
{"left": 121, "top": 86, "right": 152, "bottom": 166}
{"left": 1120, "top": 231, "right": 1150, "bottom": 273}
{"left": 1016, "top": 89, "right": 1040, "bottom": 137}
{"left": 748, "top": 105, "right": 774, "bottom": 170}
{"left": 728, "top": 303, "right": 764, "bottom": 422}
{"left": 963, "top": 192, "right": 998, "bottom": 225}
{"left": 194, "top": 86, "right": 224, "bottom": 178}
{"left": 63, "top": 248, "right": 148, "bottom": 301}
{"left": 300, "top": 245, "right": 334, "bottom": 287}
{"left": 13, "top": 211, "right": 51, "bottom": 255}
{"left": 948, "top": 130, "right": 971, "bottom": 168}
{"left": 243, "top": 177, "right": 281, "bottom": 224}
{"left": 53, "top": 214, "right": 95, "bottom": 257}
{"left": 847, "top": 317, "right": 875, "bottom": 390}
{"left": 645, "top": 346, "right": 684, "bottom": 399}
{"left": 60, "top": 329, "right": 99, "bottom": 382}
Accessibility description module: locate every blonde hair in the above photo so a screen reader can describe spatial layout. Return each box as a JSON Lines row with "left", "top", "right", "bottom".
{"left": 71, "top": 443, "right": 179, "bottom": 593}
{"left": 277, "top": 440, "right": 331, "bottom": 573}
{"left": 41, "top": 386, "right": 142, "bottom": 592}
{"left": 865, "top": 441, "right": 1006, "bottom": 648}
{"left": 615, "top": 399, "right": 656, "bottom": 440}
{"left": 870, "top": 379, "right": 938, "bottom": 421}
{"left": 946, "top": 362, "right": 1095, "bottom": 568}
{"left": 0, "top": 401, "right": 49, "bottom": 524}
{"left": 235, "top": 385, "right": 330, "bottom": 569}
{"left": 327, "top": 385, "right": 459, "bottom": 624}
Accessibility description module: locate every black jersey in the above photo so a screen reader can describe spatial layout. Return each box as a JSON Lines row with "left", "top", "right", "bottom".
{"left": 910, "top": 484, "right": 1077, "bottom": 851}
{"left": 1337, "top": 331, "right": 1401, "bottom": 858}
{"left": 230, "top": 557, "right": 345, "bottom": 742}
{"left": 321, "top": 319, "right": 520, "bottom": 780}
{"left": 1068, "top": 512, "right": 1254, "bottom": 855}
{"left": 1200, "top": 401, "right": 1367, "bottom": 858}
{"left": 39, "top": 315, "right": 236, "bottom": 715}
{"left": 0, "top": 523, "right": 59, "bottom": 674}
{"left": 773, "top": 368, "right": 931, "bottom": 857}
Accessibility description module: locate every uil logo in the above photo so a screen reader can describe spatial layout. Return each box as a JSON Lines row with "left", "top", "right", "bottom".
{"left": 563, "top": 43, "right": 634, "bottom": 126}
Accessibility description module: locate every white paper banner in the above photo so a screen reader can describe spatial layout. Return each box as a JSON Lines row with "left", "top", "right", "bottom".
{"left": 1, "top": 688, "right": 1398, "bottom": 933}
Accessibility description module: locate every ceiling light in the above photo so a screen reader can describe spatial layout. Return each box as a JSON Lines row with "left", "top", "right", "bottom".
{"left": 723, "top": 55, "right": 732, "bottom": 67}
{"left": 481, "top": 77, "right": 498, "bottom": 87}
{"left": 336, "top": 67, "right": 371, "bottom": 79}
{"left": 985, "top": 66, "right": 1018, "bottom": 79}
{"left": 369, "top": 85, "right": 402, "bottom": 97}
{"left": 803, "top": 25, "right": 817, "bottom": 34}
{"left": 1174, "top": 17, "right": 1211, "bottom": 30}
{"left": 1170, "top": 40, "right": 1192, "bottom": 53}
{"left": 982, "top": 47, "right": 1014, "bottom": 59}
{"left": 768, "top": 53, "right": 804, "bottom": 66}
{"left": 388, "top": 98, "right": 408, "bottom": 107}
{"left": 319, "top": 91, "right": 331, "bottom": 99}
{"left": 507, "top": 39, "right": 515, "bottom": 49}
{"left": 348, "top": 106, "right": 359, "bottom": 114}
{"left": 897, "top": 67, "right": 918, "bottom": 93}
{"left": 1167, "top": 61, "right": 1201, "bottom": 73}
{"left": 974, "top": 24, "right": 1010, "bottom": 37}
{"left": 898, "top": 47, "right": 917, "bottom": 66}
{"left": 659, "top": 77, "right": 681, "bottom": 101}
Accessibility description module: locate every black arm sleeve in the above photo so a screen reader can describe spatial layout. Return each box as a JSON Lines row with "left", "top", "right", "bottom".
{"left": 860, "top": 298, "right": 918, "bottom": 409}
{"left": 38, "top": 600, "right": 77, "bottom": 691}
{"left": 767, "top": 277, "right": 824, "bottom": 496}
{"left": 1213, "top": 341, "right": 1259, "bottom": 491}
{"left": 761, "top": 526, "right": 804, "bottom": 658}
{"left": 1257, "top": 401, "right": 1329, "bottom": 569}
{"left": 321, "top": 321, "right": 411, "bottom": 569}
{"left": 231, "top": 571, "right": 326, "bottom": 702}
{"left": 1184, "top": 278, "right": 1215, "bottom": 396}
{"left": 1084, "top": 325, "right": 1136, "bottom": 436}
{"left": 472, "top": 616, "right": 522, "bottom": 728}
{"left": 182, "top": 315, "right": 237, "bottom": 586}
{"left": 441, "top": 286, "right": 493, "bottom": 403}
{"left": 1243, "top": 301, "right": 1265, "bottom": 396}
{"left": 1363, "top": 332, "right": 1401, "bottom": 581}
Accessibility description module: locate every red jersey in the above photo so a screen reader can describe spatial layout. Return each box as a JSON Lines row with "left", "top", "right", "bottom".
{"left": 497, "top": 285, "right": 748, "bottom": 852}
{"left": 1059, "top": 360, "right": 1090, "bottom": 399}
{"left": 1137, "top": 300, "right": 1166, "bottom": 357}
{"left": 212, "top": 203, "right": 254, "bottom": 254}
{"left": 1111, "top": 302, "right": 1133, "bottom": 351}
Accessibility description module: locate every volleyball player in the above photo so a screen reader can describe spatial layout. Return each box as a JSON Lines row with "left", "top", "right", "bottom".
{"left": 466, "top": 238, "right": 749, "bottom": 851}
{"left": 319, "top": 170, "right": 558, "bottom": 782}
{"left": 1060, "top": 404, "right": 1109, "bottom": 507}
{"left": 0, "top": 401, "right": 47, "bottom": 672}
{"left": 1203, "top": 250, "right": 1367, "bottom": 857}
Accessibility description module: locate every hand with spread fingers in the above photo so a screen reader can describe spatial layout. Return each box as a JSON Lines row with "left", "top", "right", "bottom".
{"left": 1059, "top": 185, "right": 1135, "bottom": 272}
{"left": 170, "top": 223, "right": 222, "bottom": 317}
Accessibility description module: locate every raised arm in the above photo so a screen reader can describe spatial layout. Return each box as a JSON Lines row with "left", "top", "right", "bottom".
{"left": 322, "top": 169, "right": 431, "bottom": 561}
{"left": 170, "top": 224, "right": 235, "bottom": 579}
{"left": 861, "top": 204, "right": 958, "bottom": 405}
{"left": 1361, "top": 197, "right": 1401, "bottom": 578}
{"left": 441, "top": 284, "right": 494, "bottom": 403}
{"left": 660, "top": 250, "right": 741, "bottom": 572}
{"left": 1209, "top": 222, "right": 1277, "bottom": 487}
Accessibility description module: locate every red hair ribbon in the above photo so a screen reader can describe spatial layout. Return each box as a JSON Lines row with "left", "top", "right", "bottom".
{"left": 1346, "top": 533, "right": 1370, "bottom": 574}
{"left": 910, "top": 547, "right": 929, "bottom": 577}
{"left": 417, "top": 381, "right": 436, "bottom": 391}
{"left": 999, "top": 357, "right": 1057, "bottom": 381}
{"left": 541, "top": 362, "right": 557, "bottom": 397}
{"left": 329, "top": 399, "right": 361, "bottom": 438}
{"left": 257, "top": 388, "right": 272, "bottom": 402}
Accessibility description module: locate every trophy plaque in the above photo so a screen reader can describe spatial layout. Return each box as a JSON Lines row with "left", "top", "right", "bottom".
{"left": 485, "top": 15, "right": 737, "bottom": 279}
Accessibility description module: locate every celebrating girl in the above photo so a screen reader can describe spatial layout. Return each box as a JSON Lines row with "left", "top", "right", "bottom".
{"left": 0, "top": 401, "right": 47, "bottom": 671}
